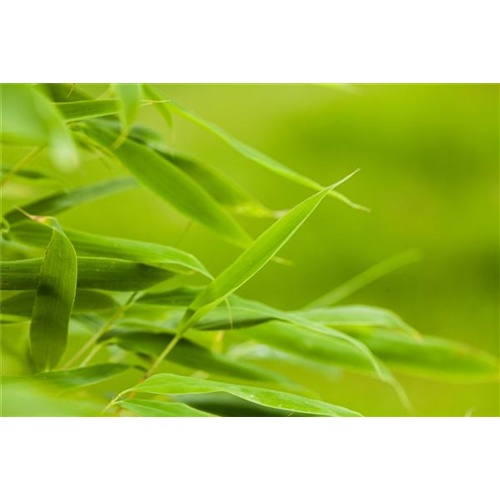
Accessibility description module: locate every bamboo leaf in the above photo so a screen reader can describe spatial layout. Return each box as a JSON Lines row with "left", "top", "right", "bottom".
{"left": 1, "top": 290, "right": 117, "bottom": 320}
{"left": 156, "top": 94, "right": 367, "bottom": 211}
{"left": 56, "top": 99, "right": 121, "bottom": 122}
{"left": 10, "top": 221, "right": 212, "bottom": 278}
{"left": 3, "top": 177, "right": 137, "bottom": 226}
{"left": 1, "top": 257, "right": 174, "bottom": 291}
{"left": 142, "top": 84, "right": 173, "bottom": 128}
{"left": 83, "top": 122, "right": 252, "bottom": 247}
{"left": 117, "top": 399, "right": 215, "bottom": 417}
{"left": 179, "top": 184, "right": 345, "bottom": 333}
{"left": 4, "top": 363, "right": 129, "bottom": 393}
{"left": 105, "top": 330, "right": 293, "bottom": 386}
{"left": 1, "top": 84, "right": 78, "bottom": 170}
{"left": 123, "top": 373, "right": 361, "bottom": 417}
{"left": 115, "top": 84, "right": 141, "bottom": 137}
{"left": 29, "top": 218, "right": 77, "bottom": 371}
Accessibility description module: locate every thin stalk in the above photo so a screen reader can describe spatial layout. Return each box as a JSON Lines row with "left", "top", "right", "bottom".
{"left": 146, "top": 332, "right": 183, "bottom": 377}
{"left": 1, "top": 147, "right": 44, "bottom": 187}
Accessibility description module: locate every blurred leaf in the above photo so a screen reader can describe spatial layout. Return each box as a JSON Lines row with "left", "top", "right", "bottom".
{"left": 1, "top": 257, "right": 174, "bottom": 291}
{"left": 1, "top": 164, "right": 56, "bottom": 186}
{"left": 105, "top": 330, "right": 294, "bottom": 386}
{"left": 40, "top": 83, "right": 92, "bottom": 102}
{"left": 83, "top": 122, "right": 253, "bottom": 248}
{"left": 57, "top": 99, "right": 120, "bottom": 122}
{"left": 118, "top": 399, "right": 215, "bottom": 417}
{"left": 142, "top": 84, "right": 173, "bottom": 128}
{"left": 4, "top": 363, "right": 129, "bottom": 393}
{"left": 1, "top": 84, "right": 78, "bottom": 170}
{"left": 1, "top": 289, "right": 117, "bottom": 320}
{"left": 158, "top": 95, "right": 367, "bottom": 211}
{"left": 115, "top": 84, "right": 141, "bottom": 137}
{"left": 10, "top": 221, "right": 212, "bottom": 278}
{"left": 123, "top": 373, "right": 361, "bottom": 416}
{"left": 29, "top": 218, "right": 77, "bottom": 371}
{"left": 3, "top": 177, "right": 137, "bottom": 226}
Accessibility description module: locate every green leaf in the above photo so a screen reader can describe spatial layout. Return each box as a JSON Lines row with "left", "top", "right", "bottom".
{"left": 156, "top": 93, "right": 367, "bottom": 211}
{"left": 83, "top": 121, "right": 252, "bottom": 247}
{"left": 4, "top": 363, "right": 129, "bottom": 393}
{"left": 123, "top": 373, "right": 361, "bottom": 417}
{"left": 142, "top": 84, "right": 173, "bottom": 128}
{"left": 1, "top": 84, "right": 78, "bottom": 170}
{"left": 40, "top": 83, "right": 93, "bottom": 102}
{"left": 301, "top": 305, "right": 419, "bottom": 337}
{"left": 56, "top": 99, "right": 121, "bottom": 122}
{"left": 160, "top": 151, "right": 277, "bottom": 218}
{"left": 117, "top": 399, "right": 215, "bottom": 417}
{"left": 105, "top": 330, "right": 293, "bottom": 385}
{"left": 1, "top": 289, "right": 117, "bottom": 320}
{"left": 3, "top": 177, "right": 137, "bottom": 226}
{"left": 1, "top": 164, "right": 57, "bottom": 185}
{"left": 178, "top": 185, "right": 337, "bottom": 333}
{"left": 305, "top": 249, "right": 421, "bottom": 308}
{"left": 350, "top": 329, "right": 500, "bottom": 382}
{"left": 115, "top": 84, "right": 141, "bottom": 137}
{"left": 10, "top": 221, "right": 212, "bottom": 278}
{"left": 0, "top": 257, "right": 174, "bottom": 291}
{"left": 29, "top": 218, "right": 77, "bottom": 371}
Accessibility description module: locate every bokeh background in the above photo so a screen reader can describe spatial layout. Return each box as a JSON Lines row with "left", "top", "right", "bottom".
{"left": 3, "top": 84, "right": 499, "bottom": 416}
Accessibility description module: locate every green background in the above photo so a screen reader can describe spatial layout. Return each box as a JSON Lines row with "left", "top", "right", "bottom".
{"left": 3, "top": 84, "right": 499, "bottom": 416}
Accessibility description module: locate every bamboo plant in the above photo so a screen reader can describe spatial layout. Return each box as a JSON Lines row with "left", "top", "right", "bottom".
{"left": 1, "top": 83, "right": 498, "bottom": 417}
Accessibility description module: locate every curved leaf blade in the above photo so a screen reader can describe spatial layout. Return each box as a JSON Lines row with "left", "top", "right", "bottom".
{"left": 57, "top": 99, "right": 121, "bottom": 122}
{"left": 118, "top": 399, "right": 215, "bottom": 417}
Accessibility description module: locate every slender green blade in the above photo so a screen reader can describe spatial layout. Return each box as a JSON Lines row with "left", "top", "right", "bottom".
{"left": 124, "top": 373, "right": 361, "bottom": 417}
{"left": 179, "top": 185, "right": 336, "bottom": 332}
{"left": 30, "top": 218, "right": 77, "bottom": 371}
{"left": 157, "top": 94, "right": 367, "bottom": 211}
{"left": 1, "top": 257, "right": 174, "bottom": 291}
{"left": 142, "top": 84, "right": 173, "bottom": 128}
{"left": 1, "top": 84, "right": 78, "bottom": 170}
{"left": 118, "top": 399, "right": 215, "bottom": 417}
{"left": 115, "top": 84, "right": 141, "bottom": 136}
{"left": 4, "top": 363, "right": 129, "bottom": 393}
{"left": 105, "top": 330, "right": 292, "bottom": 385}
{"left": 1, "top": 289, "right": 117, "bottom": 320}
{"left": 10, "top": 221, "right": 212, "bottom": 278}
{"left": 57, "top": 99, "right": 120, "bottom": 122}
{"left": 3, "top": 177, "right": 137, "bottom": 226}
{"left": 160, "top": 151, "right": 277, "bottom": 218}
{"left": 83, "top": 122, "right": 252, "bottom": 247}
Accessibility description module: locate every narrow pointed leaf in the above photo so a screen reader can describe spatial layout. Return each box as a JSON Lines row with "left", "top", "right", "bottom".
{"left": 179, "top": 185, "right": 336, "bottom": 332}
{"left": 3, "top": 177, "right": 137, "bottom": 226}
{"left": 142, "top": 84, "right": 173, "bottom": 128}
{"left": 124, "top": 373, "right": 361, "bottom": 416}
{"left": 4, "top": 363, "right": 129, "bottom": 393}
{"left": 83, "top": 122, "right": 252, "bottom": 247}
{"left": 1, "top": 257, "right": 174, "bottom": 291}
{"left": 10, "top": 221, "right": 212, "bottom": 278}
{"left": 118, "top": 399, "right": 215, "bottom": 417}
{"left": 159, "top": 96, "right": 367, "bottom": 211}
{"left": 30, "top": 219, "right": 77, "bottom": 371}
{"left": 56, "top": 99, "right": 121, "bottom": 122}
{"left": 115, "top": 84, "right": 141, "bottom": 136}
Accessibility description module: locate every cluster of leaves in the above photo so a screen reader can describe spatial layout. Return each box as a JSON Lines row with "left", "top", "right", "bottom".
{"left": 1, "top": 84, "right": 498, "bottom": 417}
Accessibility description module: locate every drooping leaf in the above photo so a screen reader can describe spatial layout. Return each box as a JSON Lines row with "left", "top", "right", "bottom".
{"left": 142, "top": 84, "right": 173, "bottom": 128}
{"left": 56, "top": 99, "right": 121, "bottom": 122}
{"left": 10, "top": 221, "right": 212, "bottom": 278}
{"left": 117, "top": 398, "right": 215, "bottom": 417}
{"left": 83, "top": 122, "right": 252, "bottom": 247}
{"left": 1, "top": 257, "right": 174, "bottom": 291}
{"left": 154, "top": 93, "right": 367, "bottom": 211}
{"left": 1, "top": 164, "right": 57, "bottom": 185}
{"left": 40, "top": 83, "right": 93, "bottom": 102}
{"left": 178, "top": 185, "right": 337, "bottom": 333}
{"left": 105, "top": 330, "right": 294, "bottom": 386}
{"left": 160, "top": 151, "right": 277, "bottom": 218}
{"left": 3, "top": 177, "right": 137, "bottom": 226}
{"left": 1, "top": 84, "right": 78, "bottom": 170}
{"left": 4, "top": 363, "right": 129, "bottom": 393}
{"left": 115, "top": 83, "right": 142, "bottom": 137}
{"left": 122, "top": 373, "right": 361, "bottom": 417}
{"left": 1, "top": 289, "right": 117, "bottom": 320}
{"left": 29, "top": 218, "right": 77, "bottom": 371}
